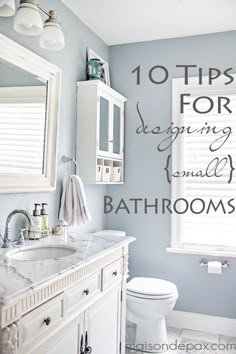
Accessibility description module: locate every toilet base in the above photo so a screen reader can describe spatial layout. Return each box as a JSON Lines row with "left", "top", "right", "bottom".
{"left": 135, "top": 318, "right": 168, "bottom": 353}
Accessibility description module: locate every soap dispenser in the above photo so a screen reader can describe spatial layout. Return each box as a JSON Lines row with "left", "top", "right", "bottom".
{"left": 29, "top": 204, "right": 42, "bottom": 240}
{"left": 41, "top": 203, "right": 49, "bottom": 237}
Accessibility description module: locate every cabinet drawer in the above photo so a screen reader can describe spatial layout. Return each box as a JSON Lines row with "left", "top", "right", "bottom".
{"left": 102, "top": 258, "right": 123, "bottom": 290}
{"left": 20, "top": 293, "right": 64, "bottom": 349}
{"left": 66, "top": 272, "right": 101, "bottom": 313}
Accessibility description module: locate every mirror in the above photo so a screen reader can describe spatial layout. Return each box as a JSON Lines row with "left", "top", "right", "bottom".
{"left": 0, "top": 34, "right": 61, "bottom": 193}
{"left": 0, "top": 60, "right": 47, "bottom": 175}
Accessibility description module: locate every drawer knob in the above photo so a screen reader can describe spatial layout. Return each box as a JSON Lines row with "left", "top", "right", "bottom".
{"left": 84, "top": 289, "right": 90, "bottom": 296}
{"left": 113, "top": 271, "right": 118, "bottom": 276}
{"left": 44, "top": 317, "right": 51, "bottom": 326}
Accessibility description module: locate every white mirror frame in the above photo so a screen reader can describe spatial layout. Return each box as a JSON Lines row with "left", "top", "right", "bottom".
{"left": 0, "top": 34, "right": 61, "bottom": 193}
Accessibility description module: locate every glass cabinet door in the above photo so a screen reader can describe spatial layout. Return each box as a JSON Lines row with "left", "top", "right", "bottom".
{"left": 99, "top": 96, "right": 109, "bottom": 152}
{"left": 112, "top": 104, "right": 121, "bottom": 154}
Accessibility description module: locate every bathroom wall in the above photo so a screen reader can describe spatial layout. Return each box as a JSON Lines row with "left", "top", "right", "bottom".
{"left": 107, "top": 31, "right": 236, "bottom": 318}
{"left": 0, "top": 0, "right": 108, "bottom": 236}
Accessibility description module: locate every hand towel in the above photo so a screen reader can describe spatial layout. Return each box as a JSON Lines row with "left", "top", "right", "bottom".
{"left": 59, "top": 175, "right": 91, "bottom": 226}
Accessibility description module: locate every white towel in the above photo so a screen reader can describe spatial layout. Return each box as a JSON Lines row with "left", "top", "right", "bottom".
{"left": 59, "top": 175, "right": 91, "bottom": 226}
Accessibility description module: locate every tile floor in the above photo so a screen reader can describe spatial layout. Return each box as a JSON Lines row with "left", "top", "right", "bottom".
{"left": 126, "top": 327, "right": 236, "bottom": 353}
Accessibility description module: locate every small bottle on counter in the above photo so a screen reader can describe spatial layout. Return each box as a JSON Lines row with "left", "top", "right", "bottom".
{"left": 29, "top": 203, "right": 42, "bottom": 240}
{"left": 52, "top": 222, "right": 68, "bottom": 242}
{"left": 41, "top": 203, "right": 49, "bottom": 237}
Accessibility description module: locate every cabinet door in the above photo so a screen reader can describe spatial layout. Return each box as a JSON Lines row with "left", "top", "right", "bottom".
{"left": 45, "top": 320, "right": 83, "bottom": 354}
{"left": 85, "top": 285, "right": 121, "bottom": 354}
{"left": 99, "top": 96, "right": 110, "bottom": 153}
{"left": 112, "top": 103, "right": 123, "bottom": 157}
{"left": 98, "top": 93, "right": 124, "bottom": 159}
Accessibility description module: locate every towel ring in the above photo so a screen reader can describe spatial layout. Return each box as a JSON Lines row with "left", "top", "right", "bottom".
{"left": 62, "top": 156, "right": 79, "bottom": 176}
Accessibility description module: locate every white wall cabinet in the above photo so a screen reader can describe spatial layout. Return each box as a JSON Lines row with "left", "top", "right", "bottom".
{"left": 76, "top": 80, "right": 127, "bottom": 184}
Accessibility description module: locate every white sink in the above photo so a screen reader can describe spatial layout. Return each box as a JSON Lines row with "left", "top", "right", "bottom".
{"left": 7, "top": 246, "right": 77, "bottom": 261}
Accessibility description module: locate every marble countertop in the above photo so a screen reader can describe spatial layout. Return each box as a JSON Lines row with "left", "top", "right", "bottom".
{"left": 0, "top": 233, "right": 134, "bottom": 305}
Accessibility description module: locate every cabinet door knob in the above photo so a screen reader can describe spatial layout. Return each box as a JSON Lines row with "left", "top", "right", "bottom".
{"left": 113, "top": 271, "right": 118, "bottom": 276}
{"left": 84, "top": 289, "right": 90, "bottom": 296}
{"left": 44, "top": 317, "right": 51, "bottom": 326}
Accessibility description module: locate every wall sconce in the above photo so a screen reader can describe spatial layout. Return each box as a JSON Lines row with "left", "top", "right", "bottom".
{"left": 39, "top": 10, "right": 65, "bottom": 51}
{"left": 0, "top": 0, "right": 65, "bottom": 51}
{"left": 14, "top": 0, "right": 43, "bottom": 35}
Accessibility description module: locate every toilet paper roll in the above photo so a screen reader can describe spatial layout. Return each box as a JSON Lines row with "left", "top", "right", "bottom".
{"left": 208, "top": 261, "right": 222, "bottom": 275}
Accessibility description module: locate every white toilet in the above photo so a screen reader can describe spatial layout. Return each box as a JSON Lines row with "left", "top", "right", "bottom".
{"left": 126, "top": 277, "right": 178, "bottom": 353}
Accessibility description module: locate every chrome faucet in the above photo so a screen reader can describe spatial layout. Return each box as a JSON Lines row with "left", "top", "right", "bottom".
{"left": 2, "top": 209, "right": 33, "bottom": 248}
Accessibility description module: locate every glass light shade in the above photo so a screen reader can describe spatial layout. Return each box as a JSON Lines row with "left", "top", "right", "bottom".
{"left": 14, "top": 2, "right": 43, "bottom": 36}
{"left": 39, "top": 22, "right": 65, "bottom": 51}
{"left": 0, "top": 0, "right": 15, "bottom": 17}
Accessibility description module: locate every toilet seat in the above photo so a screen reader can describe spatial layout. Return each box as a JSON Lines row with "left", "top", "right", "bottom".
{"left": 127, "top": 277, "right": 178, "bottom": 300}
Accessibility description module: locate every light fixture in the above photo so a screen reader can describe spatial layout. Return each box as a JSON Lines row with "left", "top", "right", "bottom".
{"left": 14, "top": 0, "right": 43, "bottom": 36}
{"left": 0, "top": 0, "right": 15, "bottom": 17}
{"left": 0, "top": 0, "right": 65, "bottom": 50}
{"left": 39, "top": 10, "right": 65, "bottom": 51}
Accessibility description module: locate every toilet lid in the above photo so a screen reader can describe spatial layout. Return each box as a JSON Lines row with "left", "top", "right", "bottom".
{"left": 127, "top": 277, "right": 177, "bottom": 297}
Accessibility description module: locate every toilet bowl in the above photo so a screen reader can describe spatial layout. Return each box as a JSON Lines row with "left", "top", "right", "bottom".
{"left": 126, "top": 277, "right": 178, "bottom": 353}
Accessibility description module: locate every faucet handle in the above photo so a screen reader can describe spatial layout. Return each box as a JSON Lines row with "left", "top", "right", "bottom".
{"left": 2, "top": 226, "right": 12, "bottom": 249}
{"left": 16, "top": 228, "right": 27, "bottom": 246}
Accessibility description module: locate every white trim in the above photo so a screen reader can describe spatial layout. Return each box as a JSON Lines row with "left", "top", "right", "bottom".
{"left": 166, "top": 310, "right": 236, "bottom": 337}
{"left": 166, "top": 247, "right": 236, "bottom": 258}
{"left": 0, "top": 34, "right": 61, "bottom": 193}
{"left": 76, "top": 80, "right": 127, "bottom": 103}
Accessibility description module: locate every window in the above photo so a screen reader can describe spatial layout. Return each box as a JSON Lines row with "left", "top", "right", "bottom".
{"left": 170, "top": 75, "right": 236, "bottom": 255}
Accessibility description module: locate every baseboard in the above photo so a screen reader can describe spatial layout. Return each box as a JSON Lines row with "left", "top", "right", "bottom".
{"left": 166, "top": 310, "right": 236, "bottom": 337}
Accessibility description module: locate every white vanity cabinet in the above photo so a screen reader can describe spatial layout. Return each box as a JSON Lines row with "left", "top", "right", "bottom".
{"left": 76, "top": 80, "right": 127, "bottom": 184}
{"left": 0, "top": 245, "right": 130, "bottom": 354}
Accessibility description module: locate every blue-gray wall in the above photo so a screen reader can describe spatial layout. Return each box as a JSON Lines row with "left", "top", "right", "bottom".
{"left": 0, "top": 0, "right": 108, "bottom": 236}
{"left": 107, "top": 31, "right": 236, "bottom": 319}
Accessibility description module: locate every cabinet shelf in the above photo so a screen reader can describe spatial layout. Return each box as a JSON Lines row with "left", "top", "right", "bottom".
{"left": 76, "top": 80, "right": 127, "bottom": 184}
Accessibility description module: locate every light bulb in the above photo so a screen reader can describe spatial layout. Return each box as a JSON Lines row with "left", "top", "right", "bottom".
{"left": 47, "top": 39, "right": 57, "bottom": 44}
{"left": 24, "top": 23, "right": 34, "bottom": 28}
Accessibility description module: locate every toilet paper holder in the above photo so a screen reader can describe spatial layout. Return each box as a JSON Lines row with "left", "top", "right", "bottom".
{"left": 199, "top": 258, "right": 229, "bottom": 268}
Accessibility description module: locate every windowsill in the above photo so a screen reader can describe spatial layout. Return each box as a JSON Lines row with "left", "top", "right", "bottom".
{"left": 166, "top": 247, "right": 236, "bottom": 258}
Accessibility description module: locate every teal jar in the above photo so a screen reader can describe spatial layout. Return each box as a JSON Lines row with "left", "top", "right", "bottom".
{"left": 87, "top": 58, "right": 104, "bottom": 80}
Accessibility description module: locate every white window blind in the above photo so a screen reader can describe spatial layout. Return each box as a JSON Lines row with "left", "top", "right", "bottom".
{"left": 180, "top": 94, "right": 236, "bottom": 248}
{"left": 171, "top": 75, "right": 236, "bottom": 252}
{"left": 0, "top": 86, "right": 47, "bottom": 175}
